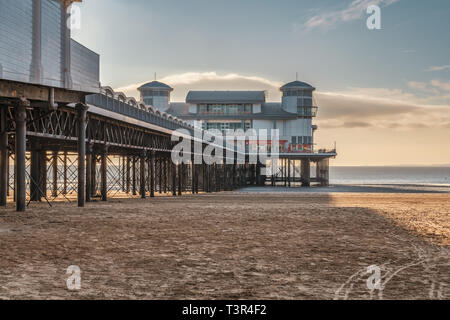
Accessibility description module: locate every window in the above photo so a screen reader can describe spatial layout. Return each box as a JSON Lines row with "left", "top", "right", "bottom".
{"left": 297, "top": 136, "right": 313, "bottom": 144}
{"left": 292, "top": 136, "right": 297, "bottom": 144}
{"left": 144, "top": 98, "right": 153, "bottom": 106}
{"left": 198, "top": 104, "right": 253, "bottom": 115}
{"left": 297, "top": 106, "right": 318, "bottom": 117}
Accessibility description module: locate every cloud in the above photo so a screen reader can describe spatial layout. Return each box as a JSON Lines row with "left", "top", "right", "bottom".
{"left": 315, "top": 87, "right": 450, "bottom": 130}
{"left": 407, "top": 81, "right": 440, "bottom": 94}
{"left": 407, "top": 81, "right": 428, "bottom": 91}
{"left": 431, "top": 80, "right": 450, "bottom": 92}
{"left": 160, "top": 72, "right": 283, "bottom": 88}
{"left": 426, "top": 65, "right": 450, "bottom": 72}
{"left": 301, "top": 0, "right": 399, "bottom": 32}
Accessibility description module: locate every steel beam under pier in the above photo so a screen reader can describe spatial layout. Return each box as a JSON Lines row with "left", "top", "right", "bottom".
{"left": 149, "top": 151, "right": 155, "bottom": 197}
{"left": 86, "top": 144, "right": 93, "bottom": 202}
{"left": 52, "top": 151, "right": 58, "bottom": 197}
{"left": 191, "top": 161, "right": 195, "bottom": 195}
{"left": 301, "top": 159, "right": 311, "bottom": 187}
{"left": 15, "top": 100, "right": 29, "bottom": 212}
{"left": 132, "top": 156, "right": 137, "bottom": 196}
{"left": 0, "top": 106, "right": 8, "bottom": 206}
{"left": 76, "top": 103, "right": 88, "bottom": 207}
{"left": 40, "top": 150, "right": 47, "bottom": 200}
{"left": 100, "top": 146, "right": 108, "bottom": 202}
{"left": 163, "top": 158, "right": 167, "bottom": 194}
{"left": 30, "top": 143, "right": 41, "bottom": 202}
{"left": 159, "top": 157, "right": 163, "bottom": 194}
{"left": 125, "top": 156, "right": 130, "bottom": 194}
{"left": 140, "top": 151, "right": 146, "bottom": 199}
{"left": 172, "top": 162, "right": 177, "bottom": 196}
{"left": 316, "top": 159, "right": 330, "bottom": 187}
{"left": 178, "top": 164, "right": 182, "bottom": 196}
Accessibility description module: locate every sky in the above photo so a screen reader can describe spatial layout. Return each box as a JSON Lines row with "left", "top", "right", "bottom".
{"left": 72, "top": 0, "right": 450, "bottom": 166}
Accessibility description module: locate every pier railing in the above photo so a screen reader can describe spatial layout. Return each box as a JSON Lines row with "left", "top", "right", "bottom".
{"left": 86, "top": 93, "right": 194, "bottom": 134}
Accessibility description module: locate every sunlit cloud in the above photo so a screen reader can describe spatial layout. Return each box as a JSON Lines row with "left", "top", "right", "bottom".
{"left": 300, "top": 0, "right": 399, "bottom": 32}
{"left": 426, "top": 65, "right": 450, "bottom": 72}
{"left": 160, "top": 72, "right": 283, "bottom": 88}
{"left": 431, "top": 80, "right": 450, "bottom": 92}
{"left": 315, "top": 88, "right": 450, "bottom": 130}
{"left": 115, "top": 72, "right": 283, "bottom": 101}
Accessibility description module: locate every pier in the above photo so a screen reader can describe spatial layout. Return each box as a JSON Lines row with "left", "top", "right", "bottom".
{"left": 0, "top": 0, "right": 336, "bottom": 212}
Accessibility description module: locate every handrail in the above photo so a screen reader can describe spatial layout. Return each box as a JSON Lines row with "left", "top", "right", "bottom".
{"left": 86, "top": 93, "right": 194, "bottom": 134}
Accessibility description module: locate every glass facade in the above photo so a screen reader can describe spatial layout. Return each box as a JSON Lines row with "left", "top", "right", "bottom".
{"left": 292, "top": 136, "right": 313, "bottom": 145}
{"left": 203, "top": 121, "right": 252, "bottom": 131}
{"left": 297, "top": 106, "right": 318, "bottom": 117}
{"left": 283, "top": 90, "right": 313, "bottom": 97}
{"left": 141, "top": 89, "right": 170, "bottom": 97}
{"left": 198, "top": 104, "right": 252, "bottom": 116}
{"left": 143, "top": 98, "right": 153, "bottom": 105}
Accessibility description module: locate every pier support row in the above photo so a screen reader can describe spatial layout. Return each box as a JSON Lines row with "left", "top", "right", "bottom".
{"left": 0, "top": 107, "right": 257, "bottom": 211}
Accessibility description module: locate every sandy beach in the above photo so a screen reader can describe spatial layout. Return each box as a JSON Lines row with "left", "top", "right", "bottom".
{"left": 0, "top": 189, "right": 449, "bottom": 300}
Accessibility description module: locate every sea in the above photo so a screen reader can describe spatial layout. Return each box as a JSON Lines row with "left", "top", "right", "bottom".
{"left": 329, "top": 166, "right": 450, "bottom": 186}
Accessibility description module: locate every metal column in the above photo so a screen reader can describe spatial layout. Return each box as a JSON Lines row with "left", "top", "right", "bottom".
{"left": 86, "top": 144, "right": 93, "bottom": 202}
{"left": 172, "top": 162, "right": 177, "bottom": 196}
{"left": 301, "top": 159, "right": 311, "bottom": 187}
{"left": 52, "top": 151, "right": 58, "bottom": 197}
{"left": 140, "top": 151, "right": 146, "bottom": 199}
{"left": 30, "top": 143, "right": 41, "bottom": 202}
{"left": 100, "top": 146, "right": 108, "bottom": 201}
{"left": 178, "top": 164, "right": 182, "bottom": 196}
{"left": 0, "top": 106, "right": 8, "bottom": 206}
{"left": 132, "top": 156, "right": 136, "bottom": 196}
{"left": 126, "top": 156, "right": 130, "bottom": 194}
{"left": 149, "top": 151, "right": 155, "bottom": 197}
{"left": 63, "top": 151, "right": 67, "bottom": 195}
{"left": 76, "top": 103, "right": 88, "bottom": 207}
{"left": 15, "top": 101, "right": 28, "bottom": 212}
{"left": 163, "top": 158, "right": 167, "bottom": 193}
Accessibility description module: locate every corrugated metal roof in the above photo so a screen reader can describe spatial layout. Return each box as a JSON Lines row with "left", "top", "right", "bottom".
{"left": 280, "top": 81, "right": 315, "bottom": 90}
{"left": 166, "top": 102, "right": 297, "bottom": 120}
{"left": 260, "top": 103, "right": 296, "bottom": 118}
{"left": 138, "top": 81, "right": 173, "bottom": 90}
{"left": 186, "top": 91, "right": 266, "bottom": 104}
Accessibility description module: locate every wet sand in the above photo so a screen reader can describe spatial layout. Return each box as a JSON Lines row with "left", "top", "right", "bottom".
{"left": 0, "top": 192, "right": 449, "bottom": 300}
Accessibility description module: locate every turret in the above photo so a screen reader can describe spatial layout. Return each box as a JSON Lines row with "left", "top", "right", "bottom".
{"left": 138, "top": 81, "right": 173, "bottom": 112}
{"left": 280, "top": 80, "right": 317, "bottom": 117}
